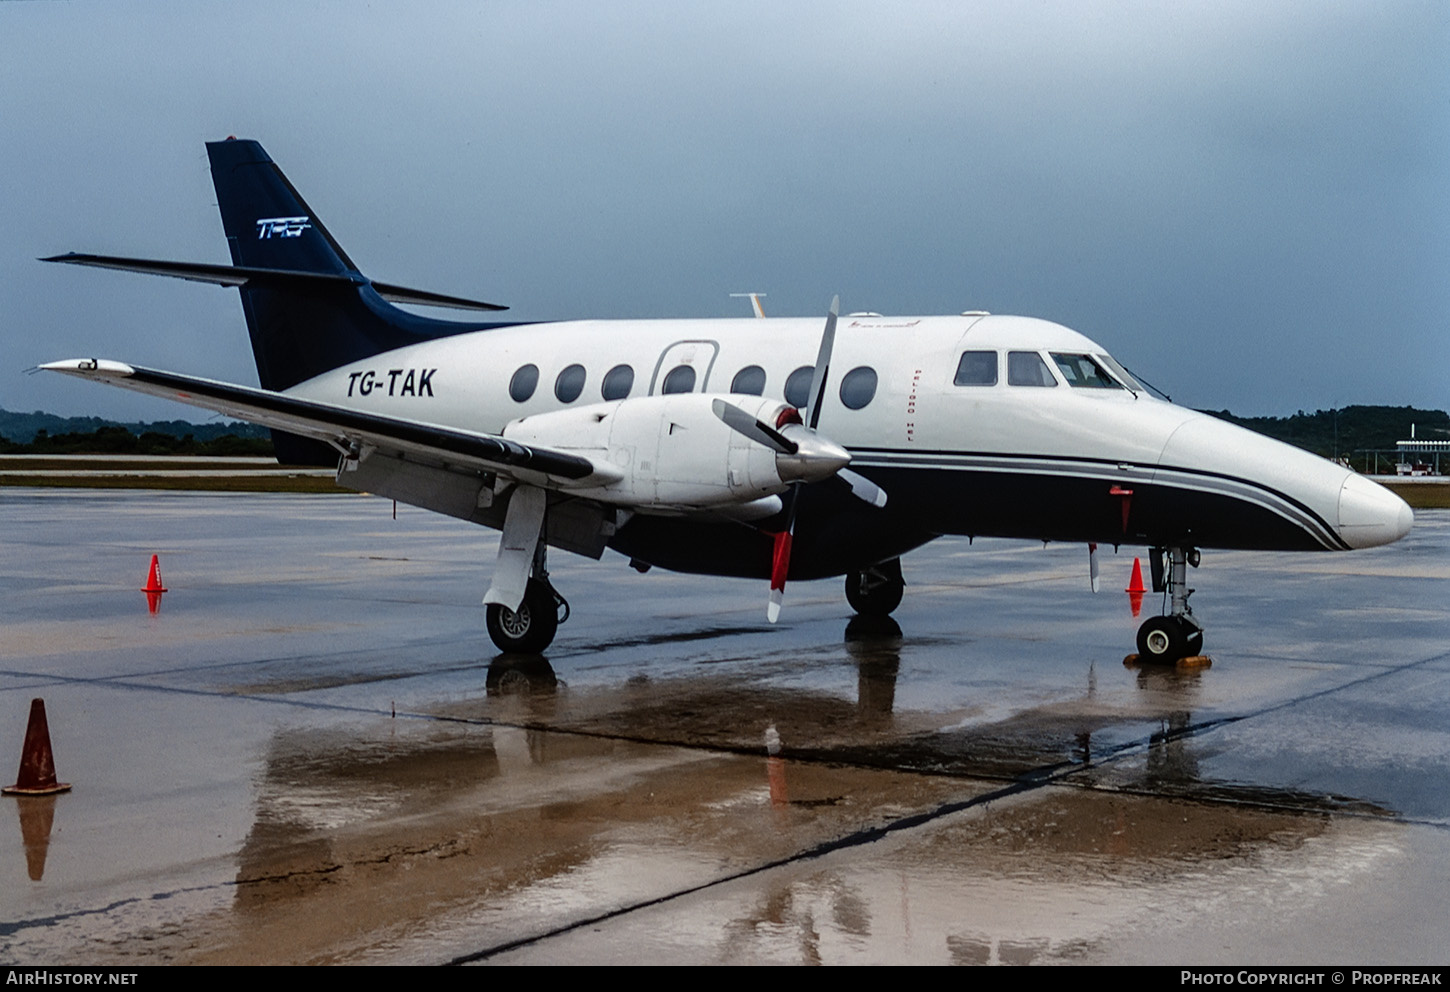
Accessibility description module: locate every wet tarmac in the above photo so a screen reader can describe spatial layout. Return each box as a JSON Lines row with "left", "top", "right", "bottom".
{"left": 1, "top": 489, "right": 1447, "bottom": 964}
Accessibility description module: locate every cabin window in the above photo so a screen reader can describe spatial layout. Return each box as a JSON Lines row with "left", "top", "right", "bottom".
{"left": 731, "top": 365, "right": 767, "bottom": 396}
{"left": 555, "top": 363, "right": 587, "bottom": 402}
{"left": 953, "top": 351, "right": 997, "bottom": 386}
{"left": 784, "top": 366, "right": 814, "bottom": 408}
{"left": 661, "top": 364, "right": 696, "bottom": 394}
{"left": 838, "top": 366, "right": 878, "bottom": 410}
{"left": 601, "top": 364, "right": 634, "bottom": 400}
{"left": 1007, "top": 351, "right": 1057, "bottom": 387}
{"left": 509, "top": 364, "right": 539, "bottom": 402}
{"left": 1051, "top": 353, "right": 1121, "bottom": 389}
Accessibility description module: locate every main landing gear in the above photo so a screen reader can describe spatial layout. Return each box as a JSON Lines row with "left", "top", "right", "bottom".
{"left": 846, "top": 558, "right": 904, "bottom": 617}
{"left": 486, "top": 576, "right": 568, "bottom": 654}
{"left": 485, "top": 529, "right": 571, "bottom": 655}
{"left": 1135, "top": 546, "right": 1204, "bottom": 664}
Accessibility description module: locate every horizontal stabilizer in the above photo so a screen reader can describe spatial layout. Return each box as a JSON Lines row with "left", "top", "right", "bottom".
{"left": 40, "top": 253, "right": 508, "bottom": 312}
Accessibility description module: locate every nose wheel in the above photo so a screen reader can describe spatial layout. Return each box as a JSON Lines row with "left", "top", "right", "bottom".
{"left": 1134, "top": 546, "right": 1204, "bottom": 664}
{"left": 1136, "top": 614, "right": 1203, "bottom": 662}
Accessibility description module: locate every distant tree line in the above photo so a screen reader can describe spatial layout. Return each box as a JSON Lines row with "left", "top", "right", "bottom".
{"left": 1202, "top": 405, "right": 1449, "bottom": 460}
{"left": 3, "top": 404, "right": 1445, "bottom": 462}
{"left": 0, "top": 425, "right": 274, "bottom": 457}
{"left": 0, "top": 406, "right": 270, "bottom": 446}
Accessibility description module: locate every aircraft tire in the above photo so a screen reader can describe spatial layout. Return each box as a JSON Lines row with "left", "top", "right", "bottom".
{"left": 1136, "top": 615, "right": 1187, "bottom": 663}
{"left": 1184, "top": 624, "right": 1204, "bottom": 657}
{"left": 486, "top": 579, "right": 559, "bottom": 654}
{"left": 845, "top": 559, "right": 904, "bottom": 617}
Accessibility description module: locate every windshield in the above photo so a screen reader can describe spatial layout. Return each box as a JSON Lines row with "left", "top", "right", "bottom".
{"left": 1051, "top": 353, "right": 1122, "bottom": 389}
{"left": 1095, "top": 353, "right": 1141, "bottom": 391}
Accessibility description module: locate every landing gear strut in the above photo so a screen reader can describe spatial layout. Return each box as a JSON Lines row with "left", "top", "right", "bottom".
{"left": 1135, "top": 546, "right": 1203, "bottom": 663}
{"left": 845, "top": 558, "right": 904, "bottom": 617}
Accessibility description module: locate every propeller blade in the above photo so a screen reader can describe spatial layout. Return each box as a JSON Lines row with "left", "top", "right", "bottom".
{"left": 767, "top": 528, "right": 792, "bottom": 623}
{"left": 837, "top": 468, "right": 888, "bottom": 508}
{"left": 1089, "top": 542, "right": 1101, "bottom": 593}
{"left": 711, "top": 398, "right": 798, "bottom": 454}
{"left": 804, "top": 296, "right": 839, "bottom": 430}
{"left": 764, "top": 295, "right": 841, "bottom": 623}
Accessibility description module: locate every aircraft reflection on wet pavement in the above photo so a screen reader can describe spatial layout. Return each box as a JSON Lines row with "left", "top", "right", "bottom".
{"left": 214, "top": 621, "right": 1394, "bottom": 964}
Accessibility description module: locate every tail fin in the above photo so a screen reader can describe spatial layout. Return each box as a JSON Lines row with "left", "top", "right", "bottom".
{"left": 205, "top": 139, "right": 509, "bottom": 463}
{"left": 204, "top": 138, "right": 506, "bottom": 394}
{"left": 207, "top": 138, "right": 359, "bottom": 277}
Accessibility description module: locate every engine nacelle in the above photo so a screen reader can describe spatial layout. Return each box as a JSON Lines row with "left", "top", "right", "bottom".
{"left": 502, "top": 393, "right": 832, "bottom": 511}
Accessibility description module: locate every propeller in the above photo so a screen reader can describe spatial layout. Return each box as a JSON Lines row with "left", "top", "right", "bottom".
{"left": 709, "top": 296, "right": 888, "bottom": 621}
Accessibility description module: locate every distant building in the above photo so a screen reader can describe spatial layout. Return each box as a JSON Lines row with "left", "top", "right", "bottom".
{"left": 1395, "top": 425, "right": 1447, "bottom": 475}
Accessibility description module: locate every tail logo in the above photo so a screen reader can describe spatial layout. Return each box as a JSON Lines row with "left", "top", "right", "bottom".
{"left": 256, "top": 215, "right": 312, "bottom": 239}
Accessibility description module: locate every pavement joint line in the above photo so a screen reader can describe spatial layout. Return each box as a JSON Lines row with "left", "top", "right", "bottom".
{"left": 0, "top": 883, "right": 232, "bottom": 940}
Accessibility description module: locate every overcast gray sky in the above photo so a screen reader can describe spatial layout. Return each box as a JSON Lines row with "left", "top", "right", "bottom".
{"left": 3, "top": 0, "right": 1446, "bottom": 422}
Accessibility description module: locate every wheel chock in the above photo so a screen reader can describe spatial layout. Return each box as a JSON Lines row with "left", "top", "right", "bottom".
{"left": 1122, "top": 653, "right": 1212, "bottom": 670}
{"left": 3, "top": 699, "right": 71, "bottom": 796}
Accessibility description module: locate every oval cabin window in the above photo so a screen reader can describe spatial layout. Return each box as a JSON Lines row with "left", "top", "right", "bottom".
{"left": 509, "top": 364, "right": 539, "bottom": 402}
{"left": 838, "top": 366, "right": 878, "bottom": 410}
{"left": 661, "top": 365, "right": 696, "bottom": 394}
{"left": 601, "top": 364, "right": 634, "bottom": 400}
{"left": 784, "top": 366, "right": 814, "bottom": 408}
{"left": 555, "top": 364, "right": 586, "bottom": 403}
{"left": 731, "top": 365, "right": 767, "bottom": 396}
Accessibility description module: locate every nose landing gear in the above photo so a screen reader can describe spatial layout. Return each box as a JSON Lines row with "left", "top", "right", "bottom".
{"left": 1134, "top": 546, "right": 1204, "bottom": 664}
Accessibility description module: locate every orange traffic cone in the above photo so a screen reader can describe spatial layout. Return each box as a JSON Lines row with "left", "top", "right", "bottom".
{"left": 142, "top": 554, "right": 167, "bottom": 593}
{"left": 142, "top": 554, "right": 167, "bottom": 614}
{"left": 1125, "top": 557, "right": 1146, "bottom": 618}
{"left": 1125, "top": 557, "right": 1145, "bottom": 593}
{"left": 3, "top": 699, "right": 71, "bottom": 796}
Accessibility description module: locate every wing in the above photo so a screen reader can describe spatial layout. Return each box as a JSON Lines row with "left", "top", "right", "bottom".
{"left": 38, "top": 359, "right": 613, "bottom": 488}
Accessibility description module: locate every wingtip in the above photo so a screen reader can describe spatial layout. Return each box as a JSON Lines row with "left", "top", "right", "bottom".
{"left": 37, "top": 358, "right": 135, "bottom": 376}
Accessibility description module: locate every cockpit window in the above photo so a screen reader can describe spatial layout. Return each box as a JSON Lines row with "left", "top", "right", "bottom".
{"left": 1096, "top": 354, "right": 1140, "bottom": 391}
{"left": 1007, "top": 351, "right": 1057, "bottom": 387}
{"left": 1051, "top": 353, "right": 1121, "bottom": 389}
{"left": 953, "top": 351, "right": 997, "bottom": 386}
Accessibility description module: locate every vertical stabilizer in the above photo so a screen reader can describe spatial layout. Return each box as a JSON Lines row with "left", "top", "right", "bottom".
{"left": 207, "top": 139, "right": 358, "bottom": 277}
{"left": 204, "top": 139, "right": 501, "bottom": 461}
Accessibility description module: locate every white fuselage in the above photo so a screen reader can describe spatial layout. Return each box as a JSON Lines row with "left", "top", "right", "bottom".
{"left": 288, "top": 312, "right": 1412, "bottom": 561}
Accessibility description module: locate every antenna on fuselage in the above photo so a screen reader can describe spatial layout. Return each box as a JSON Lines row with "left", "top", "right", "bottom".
{"left": 729, "top": 292, "right": 767, "bottom": 318}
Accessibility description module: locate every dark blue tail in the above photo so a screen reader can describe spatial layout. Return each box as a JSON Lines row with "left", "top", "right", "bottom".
{"left": 46, "top": 139, "right": 517, "bottom": 464}
{"left": 204, "top": 139, "right": 521, "bottom": 463}
{"left": 207, "top": 139, "right": 509, "bottom": 397}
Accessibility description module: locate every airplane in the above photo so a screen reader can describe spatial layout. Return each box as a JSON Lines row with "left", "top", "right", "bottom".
{"left": 39, "top": 138, "right": 1414, "bottom": 661}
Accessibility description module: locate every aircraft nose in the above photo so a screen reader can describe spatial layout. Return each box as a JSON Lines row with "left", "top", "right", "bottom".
{"left": 1338, "top": 473, "right": 1413, "bottom": 549}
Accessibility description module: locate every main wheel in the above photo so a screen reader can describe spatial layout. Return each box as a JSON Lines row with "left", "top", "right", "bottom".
{"left": 1137, "top": 615, "right": 1189, "bottom": 663}
{"left": 486, "top": 578, "right": 559, "bottom": 654}
{"left": 845, "top": 559, "right": 904, "bottom": 617}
